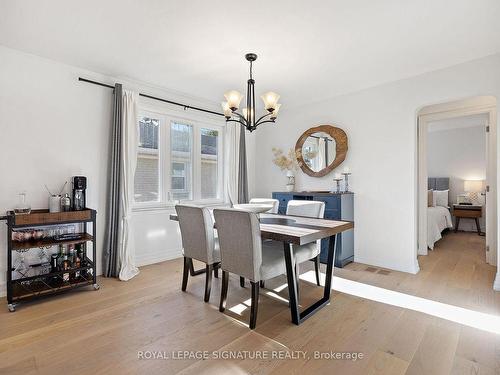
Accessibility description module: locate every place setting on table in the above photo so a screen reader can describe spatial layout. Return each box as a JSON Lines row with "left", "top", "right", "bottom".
{"left": 169, "top": 201, "right": 353, "bottom": 326}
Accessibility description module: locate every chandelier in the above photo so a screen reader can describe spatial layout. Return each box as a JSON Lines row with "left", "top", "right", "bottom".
{"left": 221, "top": 53, "right": 281, "bottom": 132}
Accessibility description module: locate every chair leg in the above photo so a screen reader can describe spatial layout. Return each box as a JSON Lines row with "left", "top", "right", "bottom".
{"left": 214, "top": 263, "right": 219, "bottom": 278}
{"left": 204, "top": 264, "right": 213, "bottom": 302}
{"left": 314, "top": 256, "right": 321, "bottom": 286}
{"left": 240, "top": 276, "right": 245, "bottom": 288}
{"left": 182, "top": 257, "right": 190, "bottom": 291}
{"left": 219, "top": 271, "right": 229, "bottom": 312}
{"left": 295, "top": 263, "right": 300, "bottom": 302}
{"left": 260, "top": 280, "right": 265, "bottom": 288}
{"left": 250, "top": 281, "right": 260, "bottom": 329}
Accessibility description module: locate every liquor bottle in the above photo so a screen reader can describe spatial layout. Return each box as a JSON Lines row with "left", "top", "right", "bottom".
{"left": 48, "top": 253, "right": 60, "bottom": 287}
{"left": 58, "top": 244, "right": 66, "bottom": 269}
{"left": 68, "top": 246, "right": 76, "bottom": 281}
{"left": 50, "top": 254, "right": 58, "bottom": 273}
{"left": 78, "top": 244, "right": 87, "bottom": 278}
{"left": 77, "top": 244, "right": 86, "bottom": 265}
{"left": 74, "top": 249, "right": 81, "bottom": 280}
{"left": 62, "top": 255, "right": 70, "bottom": 283}
{"left": 68, "top": 245, "right": 75, "bottom": 265}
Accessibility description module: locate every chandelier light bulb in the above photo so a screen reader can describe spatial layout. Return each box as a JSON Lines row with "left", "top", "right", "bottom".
{"left": 221, "top": 101, "right": 232, "bottom": 119}
{"left": 270, "top": 103, "right": 281, "bottom": 119}
{"left": 224, "top": 90, "right": 243, "bottom": 111}
{"left": 261, "top": 92, "right": 280, "bottom": 112}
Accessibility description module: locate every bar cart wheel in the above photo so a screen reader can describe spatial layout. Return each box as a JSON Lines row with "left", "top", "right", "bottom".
{"left": 8, "top": 303, "right": 16, "bottom": 312}
{"left": 93, "top": 283, "right": 100, "bottom": 290}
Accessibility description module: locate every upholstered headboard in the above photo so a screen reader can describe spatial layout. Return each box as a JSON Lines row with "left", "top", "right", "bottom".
{"left": 428, "top": 177, "right": 449, "bottom": 190}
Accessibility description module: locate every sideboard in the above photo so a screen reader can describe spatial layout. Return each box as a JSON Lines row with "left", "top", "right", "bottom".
{"left": 272, "top": 191, "right": 354, "bottom": 268}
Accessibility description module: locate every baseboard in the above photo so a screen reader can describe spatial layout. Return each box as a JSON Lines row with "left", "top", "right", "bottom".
{"left": 0, "top": 280, "right": 5, "bottom": 298}
{"left": 135, "top": 248, "right": 182, "bottom": 268}
{"left": 354, "top": 255, "right": 420, "bottom": 274}
{"left": 494, "top": 272, "right": 500, "bottom": 291}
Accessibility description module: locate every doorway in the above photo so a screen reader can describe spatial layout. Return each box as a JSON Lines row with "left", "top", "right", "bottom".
{"left": 416, "top": 96, "right": 498, "bottom": 288}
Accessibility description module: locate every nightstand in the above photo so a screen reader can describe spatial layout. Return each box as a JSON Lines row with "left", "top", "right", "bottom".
{"left": 452, "top": 204, "right": 483, "bottom": 235}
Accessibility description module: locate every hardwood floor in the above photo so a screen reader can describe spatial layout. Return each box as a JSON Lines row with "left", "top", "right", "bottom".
{"left": 1, "top": 231, "right": 499, "bottom": 374}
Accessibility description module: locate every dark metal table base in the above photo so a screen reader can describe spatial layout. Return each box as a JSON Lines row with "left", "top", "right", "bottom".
{"left": 283, "top": 234, "right": 337, "bottom": 325}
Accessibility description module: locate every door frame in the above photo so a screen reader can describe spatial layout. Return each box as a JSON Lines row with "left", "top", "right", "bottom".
{"left": 416, "top": 96, "right": 498, "bottom": 272}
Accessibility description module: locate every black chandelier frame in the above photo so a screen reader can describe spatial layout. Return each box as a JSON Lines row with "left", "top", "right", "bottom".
{"left": 225, "top": 53, "right": 277, "bottom": 132}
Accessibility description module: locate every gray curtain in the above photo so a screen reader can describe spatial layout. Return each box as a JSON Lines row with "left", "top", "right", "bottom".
{"left": 238, "top": 124, "right": 249, "bottom": 203}
{"left": 103, "top": 83, "right": 123, "bottom": 277}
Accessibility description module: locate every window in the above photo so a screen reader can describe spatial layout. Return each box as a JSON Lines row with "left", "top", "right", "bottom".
{"left": 170, "top": 122, "right": 193, "bottom": 200}
{"left": 134, "top": 116, "right": 160, "bottom": 203}
{"left": 133, "top": 109, "right": 224, "bottom": 208}
{"left": 200, "top": 128, "right": 219, "bottom": 199}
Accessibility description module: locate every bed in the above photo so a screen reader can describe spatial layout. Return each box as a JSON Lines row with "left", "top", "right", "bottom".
{"left": 427, "top": 177, "right": 453, "bottom": 249}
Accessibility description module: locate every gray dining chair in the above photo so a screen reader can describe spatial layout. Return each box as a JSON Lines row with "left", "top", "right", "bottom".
{"left": 176, "top": 204, "right": 221, "bottom": 302}
{"left": 286, "top": 200, "right": 325, "bottom": 286}
{"left": 213, "top": 208, "right": 286, "bottom": 329}
{"left": 249, "top": 198, "right": 279, "bottom": 214}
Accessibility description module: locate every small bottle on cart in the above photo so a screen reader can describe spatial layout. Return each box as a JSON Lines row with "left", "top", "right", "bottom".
{"left": 68, "top": 245, "right": 75, "bottom": 265}
{"left": 77, "top": 244, "right": 87, "bottom": 277}
{"left": 50, "top": 254, "right": 58, "bottom": 273}
{"left": 74, "top": 249, "right": 81, "bottom": 280}
{"left": 61, "top": 193, "right": 71, "bottom": 212}
{"left": 62, "top": 255, "right": 70, "bottom": 282}
{"left": 58, "top": 244, "right": 66, "bottom": 269}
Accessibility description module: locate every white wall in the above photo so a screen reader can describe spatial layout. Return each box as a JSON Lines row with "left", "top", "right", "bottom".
{"left": 0, "top": 46, "right": 112, "bottom": 296}
{"left": 427, "top": 122, "right": 487, "bottom": 231}
{"left": 0, "top": 46, "right": 256, "bottom": 296}
{"left": 254, "top": 53, "right": 500, "bottom": 274}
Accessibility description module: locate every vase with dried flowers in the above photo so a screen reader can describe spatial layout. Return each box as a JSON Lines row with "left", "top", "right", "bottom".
{"left": 272, "top": 147, "right": 302, "bottom": 191}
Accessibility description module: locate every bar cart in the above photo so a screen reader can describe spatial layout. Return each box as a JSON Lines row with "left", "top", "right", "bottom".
{"left": 5, "top": 209, "right": 99, "bottom": 312}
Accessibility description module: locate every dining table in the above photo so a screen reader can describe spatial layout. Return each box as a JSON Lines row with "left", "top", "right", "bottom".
{"left": 169, "top": 210, "right": 354, "bottom": 325}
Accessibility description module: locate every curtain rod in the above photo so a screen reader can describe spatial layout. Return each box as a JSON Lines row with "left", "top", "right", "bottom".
{"left": 78, "top": 77, "right": 225, "bottom": 117}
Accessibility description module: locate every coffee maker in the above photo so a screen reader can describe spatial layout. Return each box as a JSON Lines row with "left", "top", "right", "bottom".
{"left": 72, "top": 176, "right": 87, "bottom": 210}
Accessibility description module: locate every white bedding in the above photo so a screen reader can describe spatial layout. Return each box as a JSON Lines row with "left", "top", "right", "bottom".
{"left": 427, "top": 206, "right": 453, "bottom": 249}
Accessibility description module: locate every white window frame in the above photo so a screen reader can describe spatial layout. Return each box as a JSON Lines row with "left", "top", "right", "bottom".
{"left": 133, "top": 104, "right": 226, "bottom": 211}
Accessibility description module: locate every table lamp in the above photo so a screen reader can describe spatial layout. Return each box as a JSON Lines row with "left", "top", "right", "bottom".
{"left": 464, "top": 180, "right": 484, "bottom": 204}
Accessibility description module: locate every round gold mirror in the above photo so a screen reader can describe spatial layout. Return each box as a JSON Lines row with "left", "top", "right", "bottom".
{"left": 295, "top": 125, "right": 348, "bottom": 177}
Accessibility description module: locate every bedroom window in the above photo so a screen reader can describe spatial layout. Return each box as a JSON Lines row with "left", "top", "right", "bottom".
{"left": 133, "top": 110, "right": 225, "bottom": 209}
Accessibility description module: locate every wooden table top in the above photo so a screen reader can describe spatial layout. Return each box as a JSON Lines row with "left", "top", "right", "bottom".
{"left": 169, "top": 212, "right": 353, "bottom": 246}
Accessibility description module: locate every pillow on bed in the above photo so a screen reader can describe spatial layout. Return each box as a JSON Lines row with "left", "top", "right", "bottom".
{"left": 427, "top": 190, "right": 433, "bottom": 207}
{"left": 433, "top": 190, "right": 449, "bottom": 208}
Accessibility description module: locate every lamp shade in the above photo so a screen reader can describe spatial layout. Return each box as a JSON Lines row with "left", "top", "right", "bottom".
{"left": 224, "top": 90, "right": 243, "bottom": 111}
{"left": 261, "top": 92, "right": 280, "bottom": 112}
{"left": 270, "top": 103, "right": 281, "bottom": 119}
{"left": 464, "top": 180, "right": 484, "bottom": 192}
{"left": 221, "top": 102, "right": 232, "bottom": 118}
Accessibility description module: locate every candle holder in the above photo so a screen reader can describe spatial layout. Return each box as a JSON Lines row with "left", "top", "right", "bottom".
{"left": 333, "top": 178, "right": 342, "bottom": 193}
{"left": 342, "top": 172, "right": 352, "bottom": 192}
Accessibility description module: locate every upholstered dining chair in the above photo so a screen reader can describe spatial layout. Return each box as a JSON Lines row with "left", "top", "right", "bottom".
{"left": 249, "top": 198, "right": 279, "bottom": 214}
{"left": 286, "top": 200, "right": 325, "bottom": 286}
{"left": 213, "top": 208, "right": 286, "bottom": 329}
{"left": 176, "top": 204, "right": 221, "bottom": 302}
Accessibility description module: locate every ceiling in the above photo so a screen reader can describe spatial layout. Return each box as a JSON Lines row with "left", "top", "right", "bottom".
{"left": 1, "top": 0, "right": 500, "bottom": 107}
